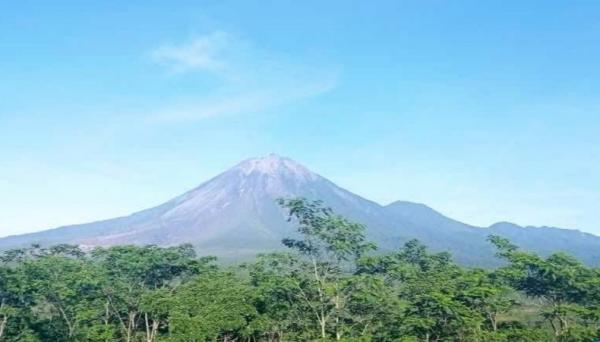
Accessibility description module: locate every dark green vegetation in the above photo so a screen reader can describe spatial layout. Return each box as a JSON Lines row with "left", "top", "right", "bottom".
{"left": 1, "top": 199, "right": 600, "bottom": 341}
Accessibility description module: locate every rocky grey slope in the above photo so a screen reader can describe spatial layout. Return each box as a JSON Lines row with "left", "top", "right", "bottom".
{"left": 1, "top": 154, "right": 599, "bottom": 266}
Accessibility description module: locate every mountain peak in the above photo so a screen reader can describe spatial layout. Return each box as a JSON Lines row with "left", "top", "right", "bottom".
{"left": 233, "top": 154, "right": 317, "bottom": 180}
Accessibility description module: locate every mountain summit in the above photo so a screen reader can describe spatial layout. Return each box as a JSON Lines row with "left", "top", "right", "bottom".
{"left": 235, "top": 154, "right": 317, "bottom": 179}
{"left": 2, "top": 154, "right": 600, "bottom": 266}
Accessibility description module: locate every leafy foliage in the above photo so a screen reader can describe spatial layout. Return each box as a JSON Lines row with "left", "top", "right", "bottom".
{"left": 0, "top": 199, "right": 599, "bottom": 341}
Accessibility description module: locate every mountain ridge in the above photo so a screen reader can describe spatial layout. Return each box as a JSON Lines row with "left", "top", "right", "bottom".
{"left": 1, "top": 154, "right": 599, "bottom": 266}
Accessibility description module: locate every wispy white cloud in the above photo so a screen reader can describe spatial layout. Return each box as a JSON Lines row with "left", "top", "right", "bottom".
{"left": 151, "top": 31, "right": 231, "bottom": 75}
{"left": 149, "top": 78, "right": 338, "bottom": 123}
{"left": 148, "top": 31, "right": 338, "bottom": 123}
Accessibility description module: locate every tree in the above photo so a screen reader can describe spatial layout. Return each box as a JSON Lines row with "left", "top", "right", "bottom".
{"left": 90, "top": 244, "right": 211, "bottom": 342}
{"left": 168, "top": 271, "right": 258, "bottom": 341}
{"left": 277, "top": 198, "right": 376, "bottom": 340}
{"left": 17, "top": 255, "right": 104, "bottom": 340}
{"left": 457, "top": 269, "right": 515, "bottom": 332}
{"left": 247, "top": 252, "right": 315, "bottom": 341}
{"left": 358, "top": 240, "right": 486, "bottom": 341}
{"left": 342, "top": 274, "right": 404, "bottom": 340}
{"left": 0, "top": 266, "right": 16, "bottom": 340}
{"left": 489, "top": 235, "right": 597, "bottom": 338}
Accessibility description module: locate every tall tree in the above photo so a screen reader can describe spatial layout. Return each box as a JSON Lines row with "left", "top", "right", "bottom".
{"left": 489, "top": 235, "right": 596, "bottom": 338}
{"left": 277, "top": 198, "right": 375, "bottom": 340}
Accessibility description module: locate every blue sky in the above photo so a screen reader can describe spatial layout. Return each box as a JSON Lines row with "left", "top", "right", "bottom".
{"left": 1, "top": 1, "right": 599, "bottom": 237}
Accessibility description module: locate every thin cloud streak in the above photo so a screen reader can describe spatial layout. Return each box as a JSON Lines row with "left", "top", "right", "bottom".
{"left": 147, "top": 31, "right": 339, "bottom": 123}
{"left": 148, "top": 77, "right": 338, "bottom": 123}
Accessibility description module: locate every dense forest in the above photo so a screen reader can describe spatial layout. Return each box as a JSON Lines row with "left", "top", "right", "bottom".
{"left": 1, "top": 199, "right": 600, "bottom": 341}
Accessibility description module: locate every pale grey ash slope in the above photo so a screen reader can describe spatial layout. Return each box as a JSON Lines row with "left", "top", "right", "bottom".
{"left": 1, "top": 154, "right": 599, "bottom": 266}
{"left": 0, "top": 155, "right": 388, "bottom": 259}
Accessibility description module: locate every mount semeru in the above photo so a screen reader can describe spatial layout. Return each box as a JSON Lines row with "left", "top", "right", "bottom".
{"left": 1, "top": 154, "right": 599, "bottom": 266}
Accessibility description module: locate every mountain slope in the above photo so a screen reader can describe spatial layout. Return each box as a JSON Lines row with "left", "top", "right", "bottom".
{"left": 0, "top": 155, "right": 389, "bottom": 259}
{"left": 1, "top": 154, "right": 600, "bottom": 266}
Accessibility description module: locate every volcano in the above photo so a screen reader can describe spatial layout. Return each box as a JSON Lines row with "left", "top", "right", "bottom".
{"left": 2, "top": 154, "right": 600, "bottom": 266}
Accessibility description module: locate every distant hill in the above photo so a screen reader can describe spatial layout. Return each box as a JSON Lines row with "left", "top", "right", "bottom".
{"left": 1, "top": 154, "right": 599, "bottom": 266}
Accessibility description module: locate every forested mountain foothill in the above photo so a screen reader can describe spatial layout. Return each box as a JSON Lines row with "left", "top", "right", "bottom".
{"left": 1, "top": 199, "right": 600, "bottom": 341}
